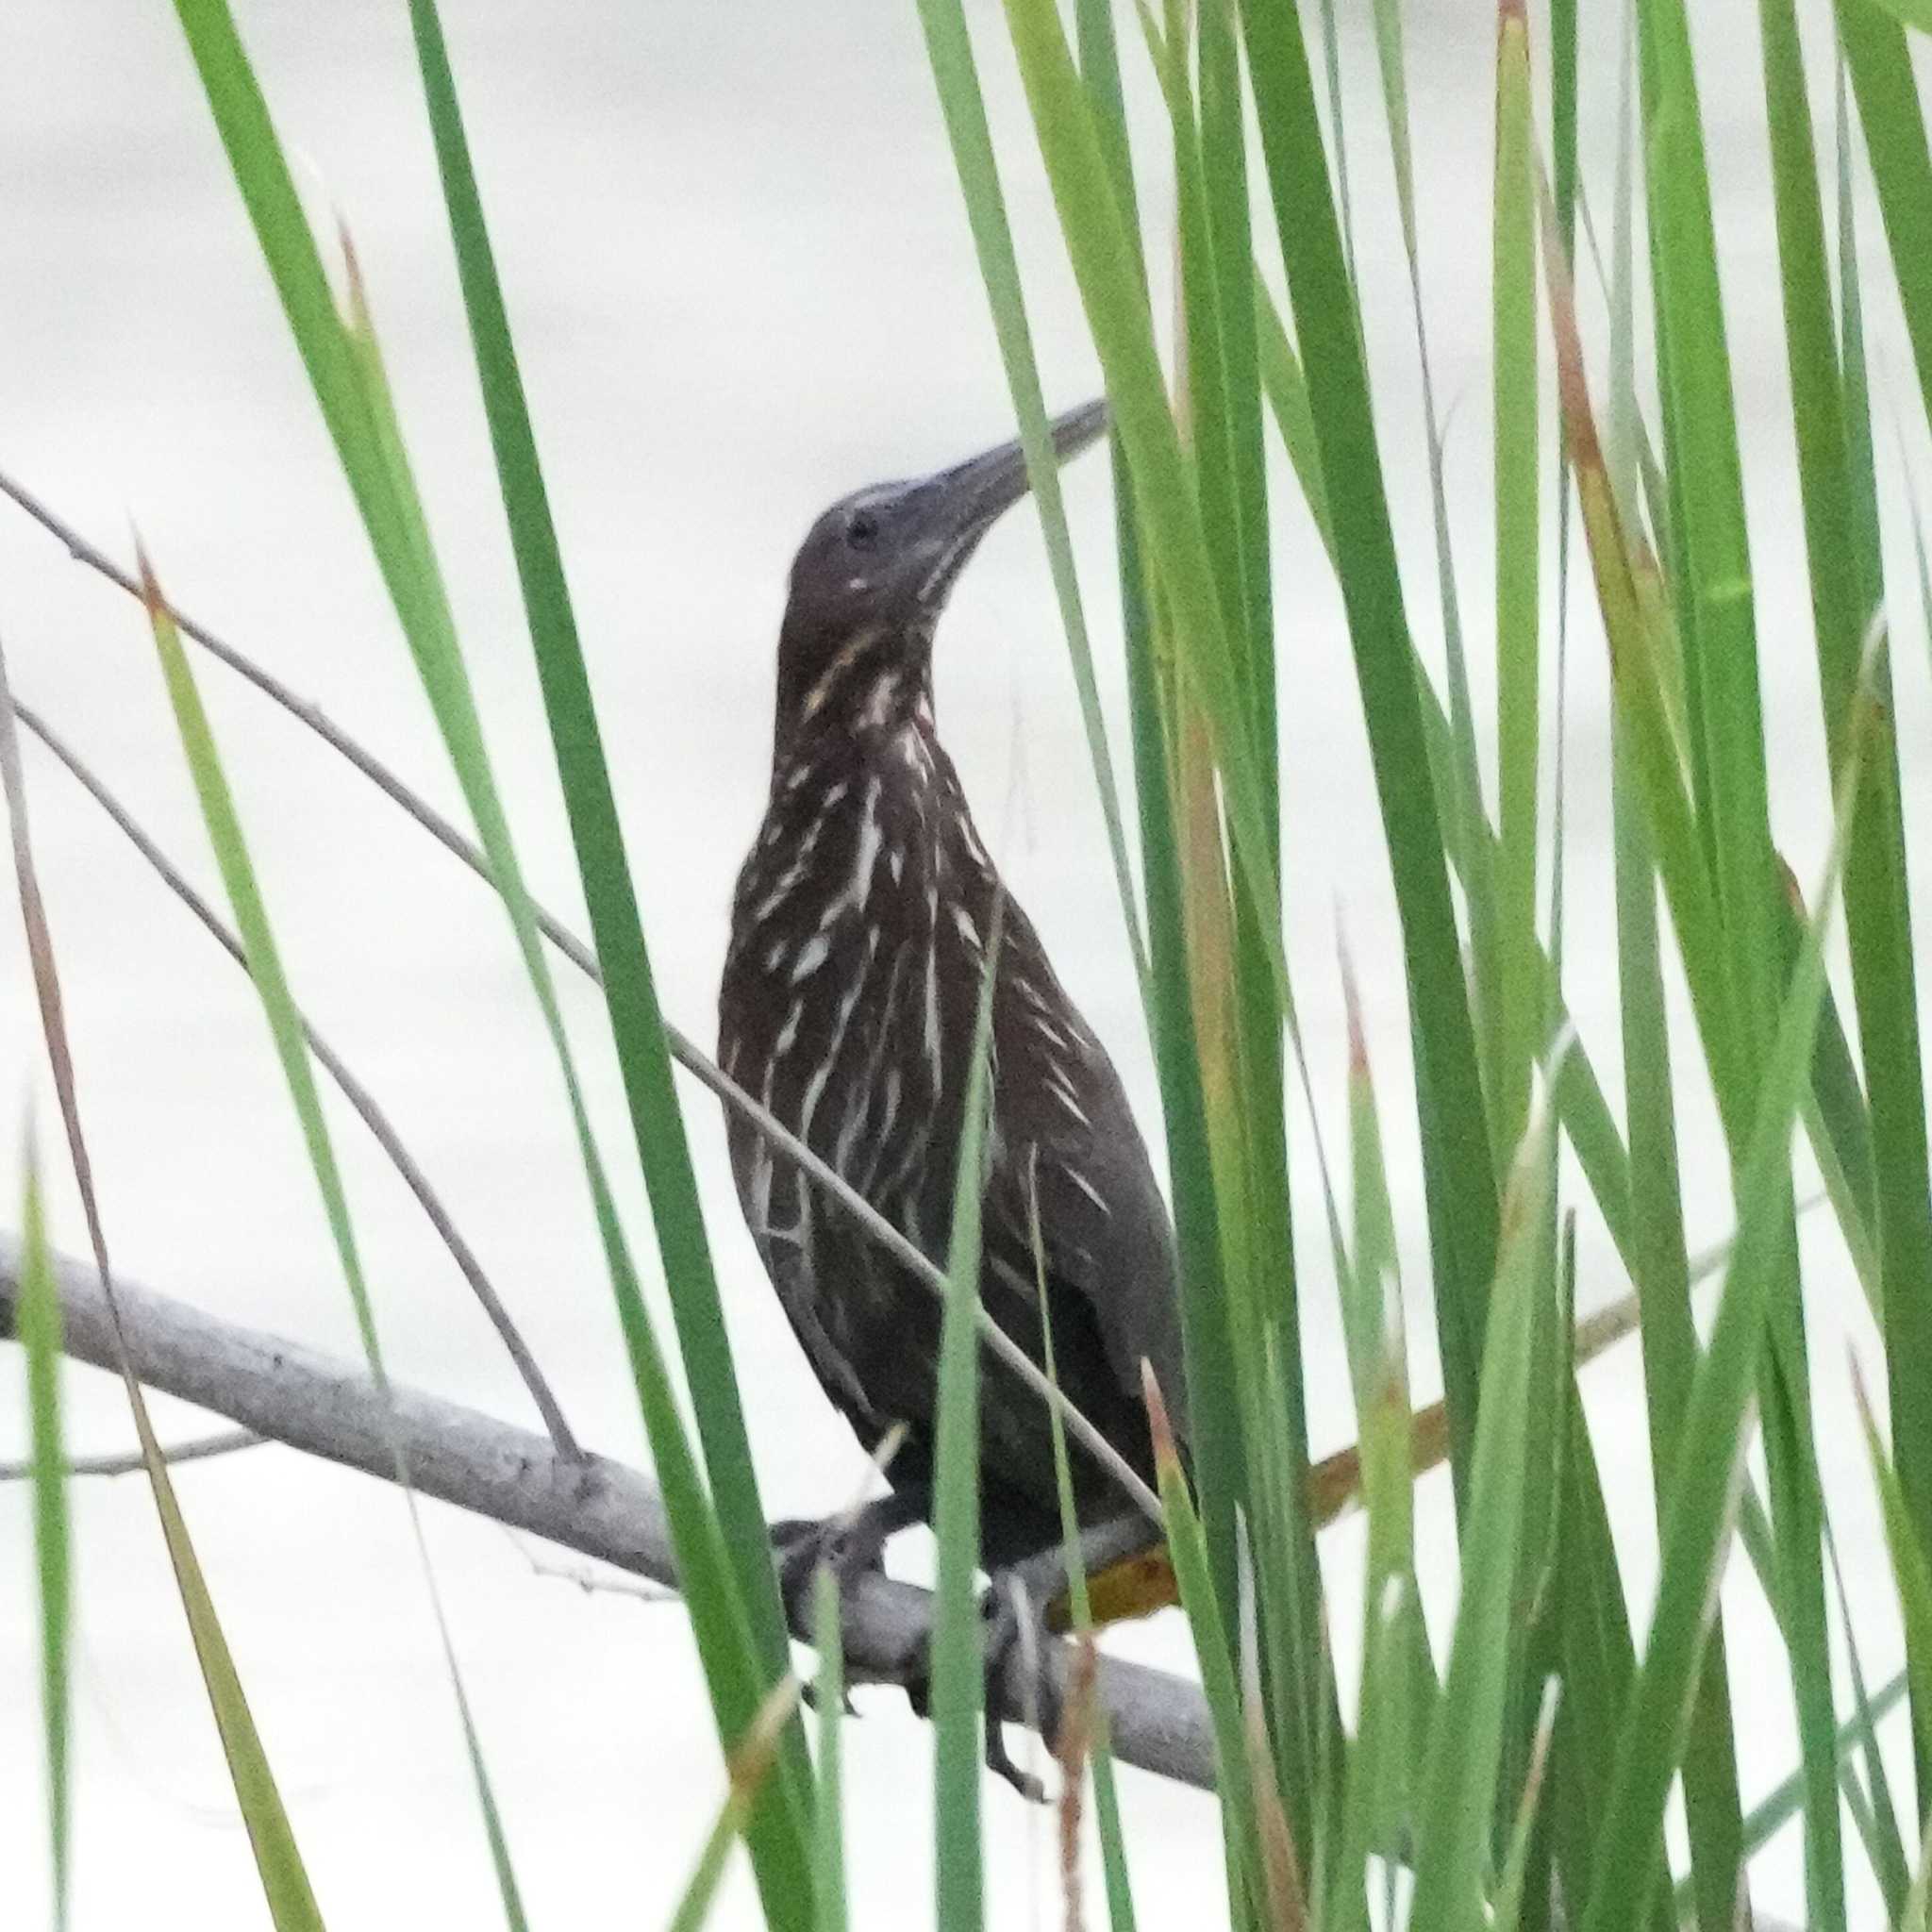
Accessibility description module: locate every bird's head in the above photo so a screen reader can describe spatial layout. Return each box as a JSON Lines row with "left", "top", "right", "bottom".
{"left": 773, "top": 397, "right": 1108, "bottom": 752}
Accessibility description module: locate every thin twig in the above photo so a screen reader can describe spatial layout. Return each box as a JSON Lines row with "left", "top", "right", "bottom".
{"left": 0, "top": 473, "right": 1158, "bottom": 1525}
{"left": 8, "top": 696, "right": 581, "bottom": 1464}
{"left": 0, "top": 1427, "right": 263, "bottom": 1482}
{"left": 0, "top": 1237, "right": 1215, "bottom": 1790}
{"left": 502, "top": 1526, "right": 678, "bottom": 1603}
{"left": 0, "top": 627, "right": 150, "bottom": 1417}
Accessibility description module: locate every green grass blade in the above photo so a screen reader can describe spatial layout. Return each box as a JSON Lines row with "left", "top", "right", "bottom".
{"left": 164, "top": 5, "right": 813, "bottom": 1908}
{"left": 1143, "top": 1372, "right": 1268, "bottom": 1922}
{"left": 931, "top": 917, "right": 1007, "bottom": 1930}
{"left": 912, "top": 0, "right": 1148, "bottom": 997}
{"left": 1762, "top": 0, "right": 1932, "bottom": 1834}
{"left": 666, "top": 1674, "right": 808, "bottom": 1932}
{"left": 1365, "top": 0, "right": 1496, "bottom": 1164}
{"left": 1492, "top": 1681, "right": 1560, "bottom": 1932}
{"left": 19, "top": 1161, "right": 72, "bottom": 1932}
{"left": 1716, "top": 1668, "right": 1907, "bottom": 1870}
{"left": 998, "top": 0, "right": 1288, "bottom": 1027}
{"left": 1838, "top": 0, "right": 1932, "bottom": 441}
{"left": 141, "top": 565, "right": 382, "bottom": 1374}
{"left": 1074, "top": 0, "right": 1144, "bottom": 252}
{"left": 1541, "top": 192, "right": 1857, "bottom": 1927}
{"left": 1835, "top": 56, "right": 1886, "bottom": 609}
{"left": 1069, "top": 0, "right": 1239, "bottom": 1631}
{"left": 1577, "top": 655, "right": 1876, "bottom": 1932}
{"left": 1201, "top": 2, "right": 1269, "bottom": 715}
{"left": 132, "top": 1414, "right": 329, "bottom": 1926}
{"left": 1492, "top": 0, "right": 1541, "bottom": 1160}
{"left": 1854, "top": 1358, "right": 1932, "bottom": 1774}
{"left": 1030, "top": 1180, "right": 1137, "bottom": 1932}
{"left": 1006, "top": 0, "right": 1255, "bottom": 1640}
{"left": 1603, "top": 63, "right": 1747, "bottom": 1887}
{"left": 1909, "top": 457, "right": 1932, "bottom": 692}
{"left": 812, "top": 1571, "right": 849, "bottom": 1932}
{"left": 1408, "top": 1060, "right": 1560, "bottom": 1932}
{"left": 1158, "top": 0, "right": 1327, "bottom": 1843}
{"left": 1825, "top": 1510, "right": 1912, "bottom": 1909}
{"left": 1853, "top": 0, "right": 1932, "bottom": 23}
{"left": 1329, "top": 1252, "right": 1427, "bottom": 1932}
{"left": 139, "top": 562, "right": 532, "bottom": 1932}
{"left": 1253, "top": 285, "right": 1335, "bottom": 558}
{"left": 0, "top": 630, "right": 326, "bottom": 1932}
{"left": 1239, "top": 0, "right": 1500, "bottom": 1501}
{"left": 404, "top": 0, "right": 811, "bottom": 1819}
{"left": 1340, "top": 942, "right": 1401, "bottom": 1407}
{"left": 1260, "top": 131, "right": 1639, "bottom": 1303}
{"left": 1611, "top": 715, "right": 1748, "bottom": 1928}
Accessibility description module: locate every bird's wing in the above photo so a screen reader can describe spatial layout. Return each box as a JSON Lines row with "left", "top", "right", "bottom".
{"left": 982, "top": 1044, "right": 1191, "bottom": 1449}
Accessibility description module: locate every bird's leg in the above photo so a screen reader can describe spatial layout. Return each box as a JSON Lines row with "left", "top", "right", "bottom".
{"left": 773, "top": 1486, "right": 931, "bottom": 1717}
{"left": 905, "top": 1514, "right": 1167, "bottom": 1804}
{"left": 771, "top": 1485, "right": 931, "bottom": 1635}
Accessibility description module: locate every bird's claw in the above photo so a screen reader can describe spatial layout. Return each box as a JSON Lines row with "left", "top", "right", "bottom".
{"left": 902, "top": 1574, "right": 1061, "bottom": 1805}
{"left": 798, "top": 1675, "right": 860, "bottom": 1718}
{"left": 773, "top": 1497, "right": 924, "bottom": 1717}
{"left": 770, "top": 1509, "right": 894, "bottom": 1630}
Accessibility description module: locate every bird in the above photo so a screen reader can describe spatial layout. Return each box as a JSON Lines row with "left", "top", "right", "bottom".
{"left": 718, "top": 398, "right": 1187, "bottom": 1793}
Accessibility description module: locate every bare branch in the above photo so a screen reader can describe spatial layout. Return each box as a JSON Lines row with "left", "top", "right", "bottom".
{"left": 0, "top": 475, "right": 1158, "bottom": 1525}
{"left": 0, "top": 1235, "right": 1214, "bottom": 1791}
{"left": 9, "top": 695, "right": 580, "bottom": 1464}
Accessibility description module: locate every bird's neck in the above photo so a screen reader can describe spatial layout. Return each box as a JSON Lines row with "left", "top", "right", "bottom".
{"left": 773, "top": 656, "right": 936, "bottom": 783}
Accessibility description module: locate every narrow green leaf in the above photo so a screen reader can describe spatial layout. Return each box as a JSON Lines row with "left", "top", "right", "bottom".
{"left": 1240, "top": 0, "right": 1500, "bottom": 1502}
{"left": 1824, "top": 1511, "right": 1912, "bottom": 1910}
{"left": 0, "top": 627, "right": 325, "bottom": 1932}
{"left": 19, "top": 1161, "right": 71, "bottom": 1932}
{"left": 1612, "top": 696, "right": 1747, "bottom": 1932}
{"left": 404, "top": 0, "right": 812, "bottom": 1841}
{"left": 1577, "top": 653, "right": 1876, "bottom": 1932}
{"left": 813, "top": 1572, "right": 849, "bottom": 1932}
{"left": 1008, "top": 0, "right": 1252, "bottom": 1647}
{"left": 1603, "top": 60, "right": 1747, "bottom": 1886}
{"left": 1142, "top": 1370, "right": 1270, "bottom": 1920}
{"left": 164, "top": 4, "right": 813, "bottom": 1909}
{"left": 910, "top": 0, "right": 1149, "bottom": 999}
{"left": 1364, "top": 0, "right": 1497, "bottom": 1172}
{"left": 1854, "top": 1366, "right": 1932, "bottom": 1773}
{"left": 1774, "top": 2, "right": 1932, "bottom": 1829}
{"left": 1409, "top": 1059, "right": 1560, "bottom": 1932}
{"left": 1838, "top": 0, "right": 1932, "bottom": 442}
{"left": 1253, "top": 286, "right": 1334, "bottom": 558}
{"left": 931, "top": 922, "right": 1003, "bottom": 1932}
{"left": 666, "top": 1674, "right": 808, "bottom": 1932}
{"left": 1853, "top": 0, "right": 1932, "bottom": 26}
{"left": 1492, "top": 0, "right": 1541, "bottom": 1159}
{"left": 139, "top": 563, "right": 530, "bottom": 1932}
{"left": 1634, "top": 8, "right": 1841, "bottom": 1915}
{"left": 1492, "top": 1681, "right": 1561, "bottom": 1932}
{"left": 1714, "top": 1667, "right": 1907, "bottom": 1870}
{"left": 998, "top": 0, "right": 1290, "bottom": 1027}
{"left": 1031, "top": 1174, "right": 1137, "bottom": 1932}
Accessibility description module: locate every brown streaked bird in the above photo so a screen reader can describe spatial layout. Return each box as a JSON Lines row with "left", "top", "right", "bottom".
{"left": 719, "top": 400, "right": 1186, "bottom": 1792}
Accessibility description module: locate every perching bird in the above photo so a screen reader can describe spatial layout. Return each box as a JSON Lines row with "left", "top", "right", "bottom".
{"left": 718, "top": 400, "right": 1186, "bottom": 1791}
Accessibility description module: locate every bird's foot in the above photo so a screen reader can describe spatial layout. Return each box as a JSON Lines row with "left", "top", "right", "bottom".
{"left": 771, "top": 1490, "right": 928, "bottom": 1713}
{"left": 771, "top": 1488, "right": 927, "bottom": 1627}
{"left": 902, "top": 1574, "right": 1062, "bottom": 1805}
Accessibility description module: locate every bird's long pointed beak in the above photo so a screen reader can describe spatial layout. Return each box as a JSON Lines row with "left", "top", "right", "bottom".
{"left": 918, "top": 396, "right": 1110, "bottom": 551}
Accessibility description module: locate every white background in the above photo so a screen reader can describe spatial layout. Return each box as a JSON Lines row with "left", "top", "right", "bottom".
{"left": 1, "top": 2, "right": 1927, "bottom": 1924}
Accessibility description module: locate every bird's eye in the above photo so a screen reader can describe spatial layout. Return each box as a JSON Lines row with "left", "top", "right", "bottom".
{"left": 845, "top": 508, "right": 881, "bottom": 552}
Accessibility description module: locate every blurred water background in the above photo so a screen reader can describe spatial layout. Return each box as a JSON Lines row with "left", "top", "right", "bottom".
{"left": 1, "top": 1, "right": 1927, "bottom": 1924}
